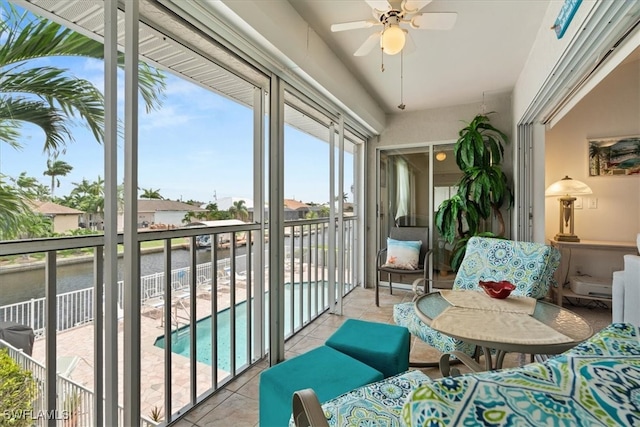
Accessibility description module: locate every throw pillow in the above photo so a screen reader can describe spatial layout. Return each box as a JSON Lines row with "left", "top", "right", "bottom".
{"left": 382, "top": 238, "right": 421, "bottom": 270}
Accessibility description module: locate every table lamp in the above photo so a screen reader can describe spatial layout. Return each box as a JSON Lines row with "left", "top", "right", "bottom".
{"left": 545, "top": 176, "right": 593, "bottom": 242}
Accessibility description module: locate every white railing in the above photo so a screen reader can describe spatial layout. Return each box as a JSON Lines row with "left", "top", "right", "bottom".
{"left": 0, "top": 216, "right": 359, "bottom": 424}
{"left": 0, "top": 258, "right": 233, "bottom": 339}
{"left": 1, "top": 339, "right": 157, "bottom": 427}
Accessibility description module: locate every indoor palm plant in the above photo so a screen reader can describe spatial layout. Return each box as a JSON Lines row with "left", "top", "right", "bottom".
{"left": 435, "top": 113, "right": 513, "bottom": 270}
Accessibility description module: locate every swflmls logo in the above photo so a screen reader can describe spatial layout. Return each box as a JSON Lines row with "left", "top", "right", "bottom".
{"left": 2, "top": 410, "right": 71, "bottom": 421}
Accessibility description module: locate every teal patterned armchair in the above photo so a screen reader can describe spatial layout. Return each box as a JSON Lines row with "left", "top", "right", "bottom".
{"left": 393, "top": 236, "right": 561, "bottom": 364}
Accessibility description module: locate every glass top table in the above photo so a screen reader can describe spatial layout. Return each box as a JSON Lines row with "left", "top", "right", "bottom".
{"left": 414, "top": 291, "right": 594, "bottom": 371}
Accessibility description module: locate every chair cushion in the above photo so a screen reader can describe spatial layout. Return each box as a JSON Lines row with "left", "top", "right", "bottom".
{"left": 453, "top": 237, "right": 560, "bottom": 299}
{"left": 393, "top": 302, "right": 476, "bottom": 356}
{"left": 382, "top": 238, "right": 421, "bottom": 270}
{"left": 289, "top": 370, "right": 431, "bottom": 426}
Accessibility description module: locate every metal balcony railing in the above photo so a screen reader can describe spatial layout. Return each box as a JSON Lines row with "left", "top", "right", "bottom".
{"left": 0, "top": 216, "right": 358, "bottom": 425}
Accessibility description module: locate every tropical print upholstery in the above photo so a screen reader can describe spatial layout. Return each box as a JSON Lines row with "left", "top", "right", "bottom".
{"left": 392, "top": 302, "right": 476, "bottom": 355}
{"left": 288, "top": 370, "right": 431, "bottom": 427}
{"left": 402, "top": 323, "right": 640, "bottom": 426}
{"left": 289, "top": 324, "right": 639, "bottom": 427}
{"left": 453, "top": 236, "right": 561, "bottom": 299}
{"left": 394, "top": 236, "right": 560, "bottom": 357}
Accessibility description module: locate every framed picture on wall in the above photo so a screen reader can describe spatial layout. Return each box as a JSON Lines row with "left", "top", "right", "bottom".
{"left": 588, "top": 135, "right": 640, "bottom": 176}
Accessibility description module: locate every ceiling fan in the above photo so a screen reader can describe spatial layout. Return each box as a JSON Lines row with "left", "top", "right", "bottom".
{"left": 331, "top": 0, "right": 457, "bottom": 56}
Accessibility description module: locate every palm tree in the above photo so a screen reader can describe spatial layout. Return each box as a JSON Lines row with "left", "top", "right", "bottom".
{"left": 69, "top": 177, "right": 105, "bottom": 229}
{"left": 589, "top": 144, "right": 607, "bottom": 176}
{"left": 0, "top": 176, "right": 29, "bottom": 240}
{"left": 0, "top": 3, "right": 166, "bottom": 237}
{"left": 43, "top": 157, "right": 73, "bottom": 195}
{"left": 228, "top": 200, "right": 249, "bottom": 221}
{"left": 140, "top": 188, "right": 164, "bottom": 199}
{"left": 0, "top": 3, "right": 166, "bottom": 154}
{"left": 12, "top": 172, "right": 50, "bottom": 200}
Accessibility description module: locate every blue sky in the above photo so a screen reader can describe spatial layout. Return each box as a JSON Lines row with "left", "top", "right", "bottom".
{"left": 0, "top": 60, "right": 353, "bottom": 205}
{"left": 0, "top": 3, "right": 353, "bottom": 205}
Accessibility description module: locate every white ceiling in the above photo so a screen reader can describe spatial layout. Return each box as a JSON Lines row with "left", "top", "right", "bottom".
{"left": 288, "top": 0, "right": 551, "bottom": 113}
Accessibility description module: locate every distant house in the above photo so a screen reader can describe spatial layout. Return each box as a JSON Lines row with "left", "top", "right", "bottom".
{"left": 29, "top": 201, "right": 83, "bottom": 234}
{"left": 137, "top": 200, "right": 205, "bottom": 228}
{"left": 284, "top": 199, "right": 311, "bottom": 220}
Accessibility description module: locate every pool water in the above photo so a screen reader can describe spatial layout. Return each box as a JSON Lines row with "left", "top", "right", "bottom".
{"left": 154, "top": 300, "right": 249, "bottom": 371}
{"left": 154, "top": 282, "right": 332, "bottom": 371}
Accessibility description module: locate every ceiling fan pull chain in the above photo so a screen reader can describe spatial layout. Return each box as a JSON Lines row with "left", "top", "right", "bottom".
{"left": 381, "top": 47, "right": 385, "bottom": 72}
{"left": 398, "top": 50, "right": 406, "bottom": 110}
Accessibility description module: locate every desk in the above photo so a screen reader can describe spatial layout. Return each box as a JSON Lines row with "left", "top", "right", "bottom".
{"left": 414, "top": 291, "right": 593, "bottom": 372}
{"left": 549, "top": 239, "right": 637, "bottom": 307}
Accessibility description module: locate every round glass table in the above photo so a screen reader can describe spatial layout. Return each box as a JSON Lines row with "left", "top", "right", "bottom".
{"left": 414, "top": 291, "right": 594, "bottom": 372}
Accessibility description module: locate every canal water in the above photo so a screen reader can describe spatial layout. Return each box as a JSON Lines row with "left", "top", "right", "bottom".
{"left": 0, "top": 230, "right": 329, "bottom": 306}
{"left": 0, "top": 248, "right": 234, "bottom": 306}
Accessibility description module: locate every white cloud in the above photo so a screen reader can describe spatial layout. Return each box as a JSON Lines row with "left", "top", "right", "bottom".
{"left": 140, "top": 105, "right": 193, "bottom": 129}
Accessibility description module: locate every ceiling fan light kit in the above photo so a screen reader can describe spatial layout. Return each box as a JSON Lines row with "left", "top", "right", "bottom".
{"left": 331, "top": 0, "right": 457, "bottom": 111}
{"left": 381, "top": 22, "right": 405, "bottom": 54}
{"left": 331, "top": 0, "right": 457, "bottom": 57}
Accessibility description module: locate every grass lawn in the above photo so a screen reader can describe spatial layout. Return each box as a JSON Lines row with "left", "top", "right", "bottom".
{"left": 0, "top": 238, "right": 189, "bottom": 265}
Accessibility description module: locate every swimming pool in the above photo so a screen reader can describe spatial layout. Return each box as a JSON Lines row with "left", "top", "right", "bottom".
{"left": 154, "top": 300, "right": 249, "bottom": 371}
{"left": 154, "top": 281, "right": 332, "bottom": 371}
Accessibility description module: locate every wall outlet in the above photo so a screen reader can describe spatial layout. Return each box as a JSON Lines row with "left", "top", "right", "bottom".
{"left": 588, "top": 197, "right": 598, "bottom": 209}
{"left": 574, "top": 197, "right": 583, "bottom": 209}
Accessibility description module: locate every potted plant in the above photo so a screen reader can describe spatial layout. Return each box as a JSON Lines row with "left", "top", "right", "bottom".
{"left": 435, "top": 113, "right": 513, "bottom": 270}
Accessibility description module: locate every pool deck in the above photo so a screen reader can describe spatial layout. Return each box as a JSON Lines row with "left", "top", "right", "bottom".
{"left": 31, "top": 283, "right": 244, "bottom": 420}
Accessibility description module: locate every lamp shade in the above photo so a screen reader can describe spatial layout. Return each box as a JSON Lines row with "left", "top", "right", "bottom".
{"left": 381, "top": 25, "right": 405, "bottom": 55}
{"left": 545, "top": 176, "right": 593, "bottom": 197}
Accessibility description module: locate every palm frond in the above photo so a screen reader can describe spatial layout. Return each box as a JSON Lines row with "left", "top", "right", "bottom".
{"left": 0, "top": 97, "right": 72, "bottom": 152}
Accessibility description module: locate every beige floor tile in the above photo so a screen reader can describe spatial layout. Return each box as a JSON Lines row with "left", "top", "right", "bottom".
{"left": 183, "top": 390, "right": 233, "bottom": 424}
{"left": 194, "top": 393, "right": 258, "bottom": 427}
{"left": 287, "top": 336, "right": 325, "bottom": 354}
{"left": 235, "top": 372, "right": 261, "bottom": 400}
{"left": 305, "top": 323, "right": 338, "bottom": 340}
{"left": 224, "top": 365, "right": 264, "bottom": 392}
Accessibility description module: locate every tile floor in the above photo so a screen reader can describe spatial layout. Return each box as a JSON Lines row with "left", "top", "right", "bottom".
{"left": 171, "top": 286, "right": 613, "bottom": 427}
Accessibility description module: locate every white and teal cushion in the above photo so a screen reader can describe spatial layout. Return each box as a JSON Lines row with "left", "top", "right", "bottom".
{"left": 403, "top": 323, "right": 640, "bottom": 426}
{"left": 393, "top": 302, "right": 476, "bottom": 356}
{"left": 453, "top": 236, "right": 560, "bottom": 299}
{"left": 382, "top": 238, "right": 422, "bottom": 270}
{"left": 289, "top": 369, "right": 430, "bottom": 427}
{"left": 394, "top": 236, "right": 561, "bottom": 357}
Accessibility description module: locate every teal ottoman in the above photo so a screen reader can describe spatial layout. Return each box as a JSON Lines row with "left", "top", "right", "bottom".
{"left": 259, "top": 345, "right": 383, "bottom": 427}
{"left": 325, "top": 319, "right": 410, "bottom": 378}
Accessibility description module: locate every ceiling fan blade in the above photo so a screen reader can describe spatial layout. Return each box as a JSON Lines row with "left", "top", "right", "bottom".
{"left": 401, "top": 0, "right": 432, "bottom": 13}
{"left": 365, "top": 0, "right": 392, "bottom": 13}
{"left": 331, "top": 20, "right": 377, "bottom": 32}
{"left": 354, "top": 32, "right": 381, "bottom": 56}
{"left": 411, "top": 12, "right": 457, "bottom": 30}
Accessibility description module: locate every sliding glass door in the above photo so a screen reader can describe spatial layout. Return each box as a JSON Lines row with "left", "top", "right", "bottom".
{"left": 378, "top": 143, "right": 459, "bottom": 289}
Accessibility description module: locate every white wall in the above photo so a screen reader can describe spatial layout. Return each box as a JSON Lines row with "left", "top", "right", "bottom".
{"left": 512, "top": 1, "right": 598, "bottom": 242}
{"left": 545, "top": 59, "right": 640, "bottom": 242}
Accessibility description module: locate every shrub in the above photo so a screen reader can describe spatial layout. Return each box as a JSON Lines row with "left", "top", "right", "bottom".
{"left": 0, "top": 348, "right": 38, "bottom": 427}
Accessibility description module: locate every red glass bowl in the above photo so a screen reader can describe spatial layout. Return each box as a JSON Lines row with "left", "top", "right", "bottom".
{"left": 478, "top": 280, "right": 516, "bottom": 299}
